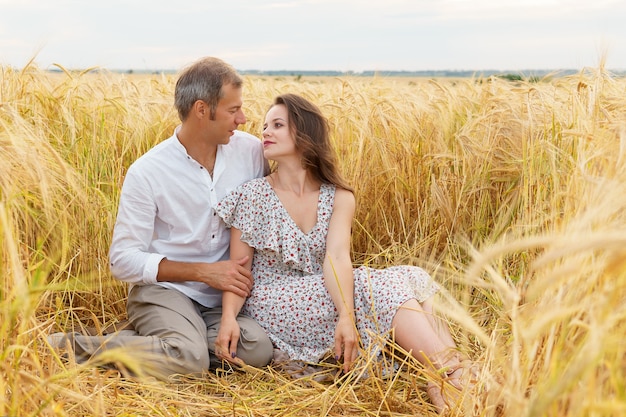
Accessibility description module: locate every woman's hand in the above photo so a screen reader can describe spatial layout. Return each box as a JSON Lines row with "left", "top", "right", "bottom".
{"left": 215, "top": 316, "right": 245, "bottom": 366}
{"left": 334, "top": 313, "right": 359, "bottom": 373}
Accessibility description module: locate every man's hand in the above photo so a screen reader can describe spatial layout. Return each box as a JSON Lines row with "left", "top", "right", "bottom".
{"left": 199, "top": 256, "right": 253, "bottom": 298}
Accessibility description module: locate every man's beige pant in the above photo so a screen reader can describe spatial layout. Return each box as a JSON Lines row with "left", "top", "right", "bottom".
{"left": 67, "top": 284, "right": 273, "bottom": 379}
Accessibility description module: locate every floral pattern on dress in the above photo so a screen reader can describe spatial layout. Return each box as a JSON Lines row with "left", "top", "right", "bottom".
{"left": 216, "top": 177, "right": 440, "bottom": 363}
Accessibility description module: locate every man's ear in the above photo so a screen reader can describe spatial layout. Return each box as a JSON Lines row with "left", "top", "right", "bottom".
{"left": 192, "top": 100, "right": 207, "bottom": 119}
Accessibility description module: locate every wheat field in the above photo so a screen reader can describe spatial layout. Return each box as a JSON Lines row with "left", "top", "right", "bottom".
{"left": 1, "top": 61, "right": 626, "bottom": 416}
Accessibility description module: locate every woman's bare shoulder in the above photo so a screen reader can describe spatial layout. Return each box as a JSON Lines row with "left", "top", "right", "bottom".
{"left": 332, "top": 187, "right": 356, "bottom": 211}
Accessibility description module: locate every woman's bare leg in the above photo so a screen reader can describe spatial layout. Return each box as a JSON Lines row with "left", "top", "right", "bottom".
{"left": 392, "top": 299, "right": 456, "bottom": 363}
{"left": 392, "top": 298, "right": 463, "bottom": 412}
{"left": 421, "top": 298, "right": 457, "bottom": 350}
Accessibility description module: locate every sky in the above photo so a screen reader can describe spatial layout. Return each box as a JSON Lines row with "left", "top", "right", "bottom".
{"left": 1, "top": 0, "right": 624, "bottom": 73}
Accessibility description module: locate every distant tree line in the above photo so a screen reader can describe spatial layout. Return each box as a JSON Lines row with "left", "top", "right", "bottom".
{"left": 238, "top": 69, "right": 626, "bottom": 79}
{"left": 46, "top": 67, "right": 626, "bottom": 80}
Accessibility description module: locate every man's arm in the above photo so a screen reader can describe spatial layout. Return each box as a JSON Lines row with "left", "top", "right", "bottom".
{"left": 109, "top": 165, "right": 252, "bottom": 297}
{"left": 109, "top": 168, "right": 164, "bottom": 285}
{"left": 157, "top": 257, "right": 252, "bottom": 297}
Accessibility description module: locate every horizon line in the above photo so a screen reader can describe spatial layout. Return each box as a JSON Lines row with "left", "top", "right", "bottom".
{"left": 39, "top": 66, "right": 626, "bottom": 77}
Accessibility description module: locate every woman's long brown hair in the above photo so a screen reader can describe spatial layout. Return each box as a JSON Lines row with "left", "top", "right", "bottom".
{"left": 272, "top": 94, "right": 353, "bottom": 192}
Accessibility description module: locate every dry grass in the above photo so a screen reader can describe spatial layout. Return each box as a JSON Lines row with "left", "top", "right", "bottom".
{"left": 1, "top": 62, "right": 626, "bottom": 416}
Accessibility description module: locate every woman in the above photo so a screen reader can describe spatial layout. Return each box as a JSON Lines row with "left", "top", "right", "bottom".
{"left": 215, "top": 94, "right": 472, "bottom": 412}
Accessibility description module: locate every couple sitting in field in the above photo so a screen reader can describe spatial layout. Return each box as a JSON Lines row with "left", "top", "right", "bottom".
{"left": 50, "top": 57, "right": 475, "bottom": 413}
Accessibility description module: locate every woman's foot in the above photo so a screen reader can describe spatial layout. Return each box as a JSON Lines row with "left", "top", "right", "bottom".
{"left": 426, "top": 361, "right": 478, "bottom": 414}
{"left": 426, "top": 376, "right": 461, "bottom": 413}
{"left": 426, "top": 381, "right": 448, "bottom": 413}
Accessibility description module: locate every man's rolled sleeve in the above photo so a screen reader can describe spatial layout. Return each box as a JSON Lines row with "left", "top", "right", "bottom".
{"left": 142, "top": 253, "right": 166, "bottom": 285}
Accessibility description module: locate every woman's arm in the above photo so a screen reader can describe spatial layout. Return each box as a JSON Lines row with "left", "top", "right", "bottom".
{"left": 215, "top": 227, "right": 254, "bottom": 364}
{"left": 323, "top": 188, "right": 358, "bottom": 372}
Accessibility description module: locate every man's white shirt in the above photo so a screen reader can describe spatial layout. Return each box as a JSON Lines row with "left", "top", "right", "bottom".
{"left": 109, "top": 128, "right": 267, "bottom": 307}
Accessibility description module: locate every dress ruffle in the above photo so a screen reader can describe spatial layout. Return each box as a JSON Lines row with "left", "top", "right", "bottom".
{"left": 216, "top": 178, "right": 323, "bottom": 274}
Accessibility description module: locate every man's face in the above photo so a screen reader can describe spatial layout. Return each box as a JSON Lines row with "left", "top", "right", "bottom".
{"left": 205, "top": 83, "right": 246, "bottom": 144}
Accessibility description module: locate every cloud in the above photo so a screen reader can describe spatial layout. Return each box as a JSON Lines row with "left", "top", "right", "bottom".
{"left": 0, "top": 0, "right": 624, "bottom": 71}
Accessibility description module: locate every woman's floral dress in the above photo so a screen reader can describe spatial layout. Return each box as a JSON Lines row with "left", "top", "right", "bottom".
{"left": 216, "top": 177, "right": 440, "bottom": 363}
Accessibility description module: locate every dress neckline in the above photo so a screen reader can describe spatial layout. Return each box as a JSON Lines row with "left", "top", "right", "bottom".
{"left": 262, "top": 177, "right": 323, "bottom": 236}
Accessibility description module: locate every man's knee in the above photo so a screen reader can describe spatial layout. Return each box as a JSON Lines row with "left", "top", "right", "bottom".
{"left": 162, "top": 337, "right": 211, "bottom": 374}
{"left": 236, "top": 320, "right": 273, "bottom": 367}
{"left": 238, "top": 331, "right": 273, "bottom": 367}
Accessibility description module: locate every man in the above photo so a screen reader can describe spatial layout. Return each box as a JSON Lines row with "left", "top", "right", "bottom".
{"left": 51, "top": 57, "right": 273, "bottom": 378}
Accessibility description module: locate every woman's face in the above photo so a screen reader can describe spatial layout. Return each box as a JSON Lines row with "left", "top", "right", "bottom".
{"left": 262, "top": 104, "right": 297, "bottom": 161}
